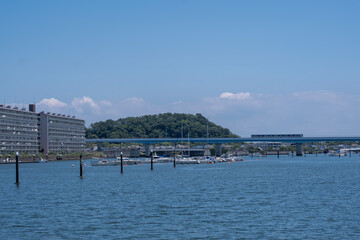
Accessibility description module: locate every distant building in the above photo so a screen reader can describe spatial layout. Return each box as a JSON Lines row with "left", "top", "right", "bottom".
{"left": 0, "top": 104, "right": 39, "bottom": 154}
{"left": 0, "top": 104, "right": 85, "bottom": 155}
{"left": 39, "top": 112, "right": 86, "bottom": 154}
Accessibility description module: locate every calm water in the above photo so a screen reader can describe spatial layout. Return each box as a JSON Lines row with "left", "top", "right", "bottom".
{"left": 1, "top": 155, "right": 360, "bottom": 239}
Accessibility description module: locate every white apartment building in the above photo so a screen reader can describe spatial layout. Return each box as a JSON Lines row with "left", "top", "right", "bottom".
{"left": 0, "top": 104, "right": 39, "bottom": 154}
{"left": 0, "top": 104, "right": 85, "bottom": 155}
{"left": 39, "top": 112, "right": 85, "bottom": 154}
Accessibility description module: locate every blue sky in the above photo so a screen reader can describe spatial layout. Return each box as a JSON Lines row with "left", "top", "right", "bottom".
{"left": 1, "top": 1, "right": 360, "bottom": 136}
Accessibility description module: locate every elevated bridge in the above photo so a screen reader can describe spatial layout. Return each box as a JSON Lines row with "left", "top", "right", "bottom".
{"left": 85, "top": 137, "right": 360, "bottom": 157}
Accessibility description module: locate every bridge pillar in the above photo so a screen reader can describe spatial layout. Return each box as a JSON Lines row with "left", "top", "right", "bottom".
{"left": 145, "top": 144, "right": 151, "bottom": 157}
{"left": 215, "top": 143, "right": 222, "bottom": 157}
{"left": 97, "top": 142, "right": 102, "bottom": 151}
{"left": 296, "top": 143, "right": 303, "bottom": 156}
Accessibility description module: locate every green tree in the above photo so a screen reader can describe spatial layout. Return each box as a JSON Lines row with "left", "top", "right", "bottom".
{"left": 86, "top": 113, "right": 239, "bottom": 139}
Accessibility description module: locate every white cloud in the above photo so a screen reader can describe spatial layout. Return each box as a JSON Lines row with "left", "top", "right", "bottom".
{"left": 100, "top": 100, "right": 112, "bottom": 106}
{"left": 38, "top": 98, "right": 67, "bottom": 108}
{"left": 188, "top": 91, "right": 360, "bottom": 137}
{"left": 219, "top": 92, "right": 251, "bottom": 100}
{"left": 172, "top": 101, "right": 183, "bottom": 105}
{"left": 122, "top": 97, "right": 146, "bottom": 105}
{"left": 72, "top": 96, "right": 98, "bottom": 108}
{"left": 292, "top": 90, "right": 339, "bottom": 102}
{"left": 68, "top": 96, "right": 161, "bottom": 123}
{"left": 71, "top": 96, "right": 99, "bottom": 114}
{"left": 33, "top": 92, "right": 360, "bottom": 137}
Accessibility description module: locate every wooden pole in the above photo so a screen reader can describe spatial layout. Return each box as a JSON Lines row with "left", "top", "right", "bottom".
{"left": 15, "top": 152, "right": 19, "bottom": 185}
{"left": 121, "top": 152, "right": 123, "bottom": 173}
{"left": 173, "top": 143, "right": 176, "bottom": 168}
{"left": 80, "top": 154, "right": 83, "bottom": 178}
{"left": 150, "top": 151, "right": 153, "bottom": 171}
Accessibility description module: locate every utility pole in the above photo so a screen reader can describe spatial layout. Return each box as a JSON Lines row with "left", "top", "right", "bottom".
{"left": 188, "top": 132, "right": 190, "bottom": 157}
{"left": 181, "top": 123, "right": 183, "bottom": 156}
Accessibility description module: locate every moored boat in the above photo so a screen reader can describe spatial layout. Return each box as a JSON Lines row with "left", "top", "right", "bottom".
{"left": 36, "top": 158, "right": 48, "bottom": 163}
{"left": 90, "top": 159, "right": 120, "bottom": 166}
{"left": 328, "top": 151, "right": 346, "bottom": 157}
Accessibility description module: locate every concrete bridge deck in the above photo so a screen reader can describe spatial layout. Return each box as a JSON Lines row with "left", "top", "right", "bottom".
{"left": 85, "top": 137, "right": 360, "bottom": 144}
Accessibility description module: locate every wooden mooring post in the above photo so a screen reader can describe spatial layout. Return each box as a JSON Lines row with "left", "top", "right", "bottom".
{"left": 80, "top": 154, "right": 83, "bottom": 178}
{"left": 173, "top": 143, "right": 176, "bottom": 168}
{"left": 15, "top": 152, "right": 19, "bottom": 185}
{"left": 120, "top": 152, "right": 123, "bottom": 173}
{"left": 150, "top": 151, "right": 154, "bottom": 171}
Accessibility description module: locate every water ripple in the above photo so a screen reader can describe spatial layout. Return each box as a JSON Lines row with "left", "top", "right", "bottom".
{"left": 1, "top": 156, "right": 360, "bottom": 239}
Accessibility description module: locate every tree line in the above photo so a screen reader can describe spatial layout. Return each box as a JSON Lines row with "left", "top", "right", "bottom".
{"left": 86, "top": 113, "right": 239, "bottom": 139}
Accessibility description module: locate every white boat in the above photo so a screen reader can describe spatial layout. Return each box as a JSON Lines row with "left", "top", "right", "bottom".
{"left": 92, "top": 157, "right": 140, "bottom": 166}
{"left": 116, "top": 157, "right": 138, "bottom": 165}
{"left": 328, "top": 151, "right": 346, "bottom": 157}
{"left": 36, "top": 158, "right": 48, "bottom": 163}
{"left": 233, "top": 156, "right": 244, "bottom": 161}
{"left": 124, "top": 159, "right": 140, "bottom": 165}
{"left": 156, "top": 157, "right": 172, "bottom": 163}
{"left": 176, "top": 157, "right": 200, "bottom": 164}
{"left": 90, "top": 159, "right": 119, "bottom": 166}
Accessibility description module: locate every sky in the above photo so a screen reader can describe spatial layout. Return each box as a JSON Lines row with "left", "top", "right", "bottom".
{"left": 1, "top": 0, "right": 360, "bottom": 137}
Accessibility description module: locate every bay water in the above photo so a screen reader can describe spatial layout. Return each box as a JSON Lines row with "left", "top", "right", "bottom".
{"left": 1, "top": 155, "right": 360, "bottom": 239}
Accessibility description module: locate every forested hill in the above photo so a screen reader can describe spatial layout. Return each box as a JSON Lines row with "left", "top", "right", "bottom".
{"left": 86, "top": 113, "right": 239, "bottom": 139}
